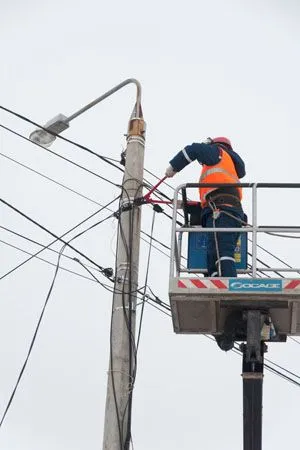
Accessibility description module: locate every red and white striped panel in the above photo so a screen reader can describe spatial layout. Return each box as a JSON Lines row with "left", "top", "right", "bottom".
{"left": 177, "top": 279, "right": 300, "bottom": 290}
{"left": 177, "top": 279, "right": 228, "bottom": 289}
{"left": 284, "top": 280, "right": 300, "bottom": 290}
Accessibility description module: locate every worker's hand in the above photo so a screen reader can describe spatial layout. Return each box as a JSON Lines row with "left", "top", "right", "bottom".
{"left": 165, "top": 165, "right": 176, "bottom": 178}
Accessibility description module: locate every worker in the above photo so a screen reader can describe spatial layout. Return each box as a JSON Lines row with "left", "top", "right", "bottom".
{"left": 165, "top": 137, "right": 246, "bottom": 277}
{"left": 166, "top": 137, "right": 246, "bottom": 351}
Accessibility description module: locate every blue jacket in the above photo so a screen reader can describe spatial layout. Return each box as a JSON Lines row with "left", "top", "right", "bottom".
{"left": 169, "top": 142, "right": 246, "bottom": 179}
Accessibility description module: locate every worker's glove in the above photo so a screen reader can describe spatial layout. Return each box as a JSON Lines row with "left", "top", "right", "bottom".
{"left": 165, "top": 165, "right": 176, "bottom": 178}
{"left": 203, "top": 137, "right": 213, "bottom": 144}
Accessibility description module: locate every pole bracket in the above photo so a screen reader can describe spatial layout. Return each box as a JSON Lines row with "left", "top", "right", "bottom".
{"left": 243, "top": 310, "right": 266, "bottom": 363}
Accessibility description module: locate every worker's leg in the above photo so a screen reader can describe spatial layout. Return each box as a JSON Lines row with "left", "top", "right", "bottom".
{"left": 205, "top": 214, "right": 218, "bottom": 276}
{"left": 205, "top": 209, "right": 242, "bottom": 277}
{"left": 205, "top": 208, "right": 244, "bottom": 350}
{"left": 217, "top": 228, "right": 240, "bottom": 277}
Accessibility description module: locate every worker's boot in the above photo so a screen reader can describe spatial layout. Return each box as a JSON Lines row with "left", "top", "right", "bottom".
{"left": 215, "top": 334, "right": 234, "bottom": 351}
{"left": 215, "top": 311, "right": 244, "bottom": 352}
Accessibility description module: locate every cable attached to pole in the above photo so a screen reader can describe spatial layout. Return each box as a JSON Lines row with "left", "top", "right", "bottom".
{"left": 0, "top": 196, "right": 119, "bottom": 281}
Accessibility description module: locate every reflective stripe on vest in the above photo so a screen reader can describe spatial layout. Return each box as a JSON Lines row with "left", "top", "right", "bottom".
{"left": 199, "top": 149, "right": 242, "bottom": 205}
{"left": 200, "top": 167, "right": 240, "bottom": 183}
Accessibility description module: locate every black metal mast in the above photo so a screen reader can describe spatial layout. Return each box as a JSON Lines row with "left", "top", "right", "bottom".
{"left": 241, "top": 311, "right": 266, "bottom": 450}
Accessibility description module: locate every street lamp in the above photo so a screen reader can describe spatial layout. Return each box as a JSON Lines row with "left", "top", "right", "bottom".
{"left": 29, "top": 78, "right": 142, "bottom": 146}
{"left": 30, "top": 79, "right": 145, "bottom": 450}
{"left": 29, "top": 113, "right": 69, "bottom": 147}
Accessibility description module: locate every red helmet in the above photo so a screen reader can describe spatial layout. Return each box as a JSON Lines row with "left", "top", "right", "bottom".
{"left": 212, "top": 136, "right": 232, "bottom": 147}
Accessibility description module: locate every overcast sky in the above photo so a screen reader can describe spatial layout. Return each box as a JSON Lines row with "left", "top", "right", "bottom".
{"left": 1, "top": 1, "right": 300, "bottom": 449}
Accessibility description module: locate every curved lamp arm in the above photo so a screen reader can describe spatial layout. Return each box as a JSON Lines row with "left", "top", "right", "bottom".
{"left": 29, "top": 78, "right": 142, "bottom": 147}
{"left": 67, "top": 78, "right": 142, "bottom": 121}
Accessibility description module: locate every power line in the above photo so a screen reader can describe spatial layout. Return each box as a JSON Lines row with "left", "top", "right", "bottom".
{"left": 0, "top": 106, "right": 177, "bottom": 197}
{"left": 0, "top": 239, "right": 97, "bottom": 283}
{"left": 2, "top": 107, "right": 300, "bottom": 393}
{"left": 3, "top": 211, "right": 176, "bottom": 309}
{"left": 142, "top": 172, "right": 300, "bottom": 277}
{"left": 1, "top": 213, "right": 172, "bottom": 284}
{"left": 2, "top": 223, "right": 299, "bottom": 432}
{"left": 0, "top": 117, "right": 184, "bottom": 232}
{"left": 0, "top": 146, "right": 176, "bottom": 225}
{"left": 231, "top": 344, "right": 300, "bottom": 388}
{"left": 264, "top": 364, "right": 300, "bottom": 387}
{"left": 0, "top": 196, "right": 119, "bottom": 281}
{"left": 141, "top": 230, "right": 173, "bottom": 252}
{"left": 0, "top": 105, "right": 185, "bottom": 209}
{"left": 0, "top": 123, "right": 121, "bottom": 188}
{"left": 2, "top": 150, "right": 281, "bottom": 279}
{"left": 3, "top": 104, "right": 297, "bottom": 279}
{"left": 0, "top": 110, "right": 181, "bottom": 215}
{"left": 145, "top": 292, "right": 300, "bottom": 387}
{"left": 0, "top": 197, "right": 135, "bottom": 429}
{"left": 0, "top": 121, "right": 182, "bottom": 217}
{"left": 0, "top": 147, "right": 174, "bottom": 262}
{"left": 143, "top": 297, "right": 173, "bottom": 317}
{"left": 248, "top": 236, "right": 300, "bottom": 276}
{"left": 263, "top": 354, "right": 300, "bottom": 381}
{"left": 143, "top": 288, "right": 300, "bottom": 388}
{"left": 0, "top": 105, "right": 124, "bottom": 173}
{"left": 1, "top": 236, "right": 149, "bottom": 300}
{"left": 140, "top": 235, "right": 171, "bottom": 259}
{"left": 74, "top": 260, "right": 149, "bottom": 303}
{"left": 0, "top": 251, "right": 62, "bottom": 428}
{"left": 289, "top": 336, "right": 300, "bottom": 345}
{"left": 247, "top": 252, "right": 284, "bottom": 278}
{"left": 0, "top": 226, "right": 104, "bottom": 272}
{"left": 117, "top": 188, "right": 140, "bottom": 447}
{"left": 0, "top": 105, "right": 176, "bottom": 204}
{"left": 0, "top": 151, "right": 105, "bottom": 207}
{"left": 143, "top": 186, "right": 299, "bottom": 280}
{"left": 1, "top": 224, "right": 147, "bottom": 299}
{"left": 136, "top": 209, "right": 156, "bottom": 349}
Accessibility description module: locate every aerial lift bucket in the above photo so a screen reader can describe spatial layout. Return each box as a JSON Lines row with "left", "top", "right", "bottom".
{"left": 168, "top": 182, "right": 300, "bottom": 450}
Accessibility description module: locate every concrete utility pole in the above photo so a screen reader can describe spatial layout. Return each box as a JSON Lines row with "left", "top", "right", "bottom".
{"left": 102, "top": 95, "right": 146, "bottom": 450}
{"left": 29, "top": 79, "right": 146, "bottom": 449}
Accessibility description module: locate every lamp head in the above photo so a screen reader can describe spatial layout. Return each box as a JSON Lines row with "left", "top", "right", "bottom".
{"left": 29, "top": 114, "right": 69, "bottom": 147}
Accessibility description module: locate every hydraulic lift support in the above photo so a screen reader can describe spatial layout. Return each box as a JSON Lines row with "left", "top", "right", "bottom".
{"left": 169, "top": 182, "right": 300, "bottom": 449}
{"left": 241, "top": 311, "right": 266, "bottom": 450}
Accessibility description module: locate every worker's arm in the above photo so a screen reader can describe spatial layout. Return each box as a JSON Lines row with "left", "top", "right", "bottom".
{"left": 165, "top": 143, "right": 220, "bottom": 177}
{"left": 166, "top": 143, "right": 246, "bottom": 179}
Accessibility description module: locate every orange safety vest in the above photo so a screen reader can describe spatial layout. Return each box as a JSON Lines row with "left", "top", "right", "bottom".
{"left": 199, "top": 149, "right": 242, "bottom": 206}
